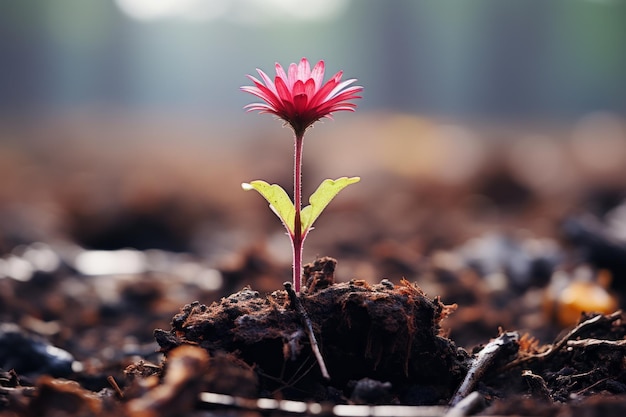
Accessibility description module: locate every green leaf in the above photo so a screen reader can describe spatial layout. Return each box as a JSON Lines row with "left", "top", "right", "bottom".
{"left": 242, "top": 181, "right": 295, "bottom": 235}
{"left": 301, "top": 177, "right": 360, "bottom": 234}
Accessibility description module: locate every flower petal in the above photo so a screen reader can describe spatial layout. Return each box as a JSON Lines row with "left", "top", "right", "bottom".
{"left": 293, "top": 94, "right": 308, "bottom": 114}
{"left": 292, "top": 80, "right": 306, "bottom": 97}
{"left": 304, "top": 78, "right": 316, "bottom": 99}
{"left": 307, "top": 77, "right": 339, "bottom": 108}
{"left": 275, "top": 76, "right": 294, "bottom": 104}
{"left": 244, "top": 103, "right": 277, "bottom": 112}
{"left": 287, "top": 63, "right": 298, "bottom": 91}
{"left": 240, "top": 86, "right": 274, "bottom": 106}
{"left": 326, "top": 79, "right": 359, "bottom": 100}
{"left": 297, "top": 57, "right": 311, "bottom": 81}
{"left": 256, "top": 68, "right": 278, "bottom": 96}
{"left": 310, "top": 60, "right": 325, "bottom": 90}
{"left": 242, "top": 76, "right": 282, "bottom": 109}
{"left": 275, "top": 63, "right": 289, "bottom": 86}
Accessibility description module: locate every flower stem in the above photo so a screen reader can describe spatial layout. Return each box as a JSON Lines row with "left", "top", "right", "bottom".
{"left": 292, "top": 133, "right": 304, "bottom": 293}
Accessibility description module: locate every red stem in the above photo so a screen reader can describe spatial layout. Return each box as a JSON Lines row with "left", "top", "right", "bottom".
{"left": 292, "top": 133, "right": 304, "bottom": 293}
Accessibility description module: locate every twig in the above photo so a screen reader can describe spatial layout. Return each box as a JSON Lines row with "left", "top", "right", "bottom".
{"left": 574, "top": 377, "right": 611, "bottom": 396}
{"left": 450, "top": 331, "right": 519, "bottom": 406}
{"left": 107, "top": 375, "right": 124, "bottom": 399}
{"left": 284, "top": 282, "right": 330, "bottom": 380}
{"left": 567, "top": 338, "right": 626, "bottom": 348}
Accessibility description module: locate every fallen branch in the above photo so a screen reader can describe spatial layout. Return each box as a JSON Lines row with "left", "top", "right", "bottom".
{"left": 450, "top": 331, "right": 519, "bottom": 406}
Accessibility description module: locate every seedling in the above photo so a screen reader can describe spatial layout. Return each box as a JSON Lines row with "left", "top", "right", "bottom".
{"left": 241, "top": 58, "right": 363, "bottom": 293}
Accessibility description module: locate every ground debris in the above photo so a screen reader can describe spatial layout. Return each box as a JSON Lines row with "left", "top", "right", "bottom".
{"left": 125, "top": 345, "right": 209, "bottom": 417}
{"left": 480, "top": 311, "right": 626, "bottom": 406}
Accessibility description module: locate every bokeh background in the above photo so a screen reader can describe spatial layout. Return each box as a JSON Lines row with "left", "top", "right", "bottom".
{"left": 3, "top": 0, "right": 626, "bottom": 118}
{"left": 1, "top": 1, "right": 626, "bottom": 342}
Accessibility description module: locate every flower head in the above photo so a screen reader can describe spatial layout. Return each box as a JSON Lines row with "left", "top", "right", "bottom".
{"left": 241, "top": 58, "right": 363, "bottom": 136}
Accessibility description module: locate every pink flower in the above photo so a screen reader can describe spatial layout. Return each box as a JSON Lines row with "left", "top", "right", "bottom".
{"left": 241, "top": 58, "right": 363, "bottom": 136}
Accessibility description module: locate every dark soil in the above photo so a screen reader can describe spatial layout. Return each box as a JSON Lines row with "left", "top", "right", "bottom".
{"left": 2, "top": 247, "right": 626, "bottom": 416}
{"left": 155, "top": 257, "right": 466, "bottom": 405}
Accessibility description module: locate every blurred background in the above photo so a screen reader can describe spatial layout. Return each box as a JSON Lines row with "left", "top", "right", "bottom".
{"left": 2, "top": 0, "right": 626, "bottom": 118}
{"left": 1, "top": 0, "right": 626, "bottom": 345}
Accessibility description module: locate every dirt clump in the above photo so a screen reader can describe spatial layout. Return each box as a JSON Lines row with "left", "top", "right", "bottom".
{"left": 155, "top": 256, "right": 468, "bottom": 404}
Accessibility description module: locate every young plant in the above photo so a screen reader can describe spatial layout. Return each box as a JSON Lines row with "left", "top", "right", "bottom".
{"left": 241, "top": 57, "right": 363, "bottom": 293}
